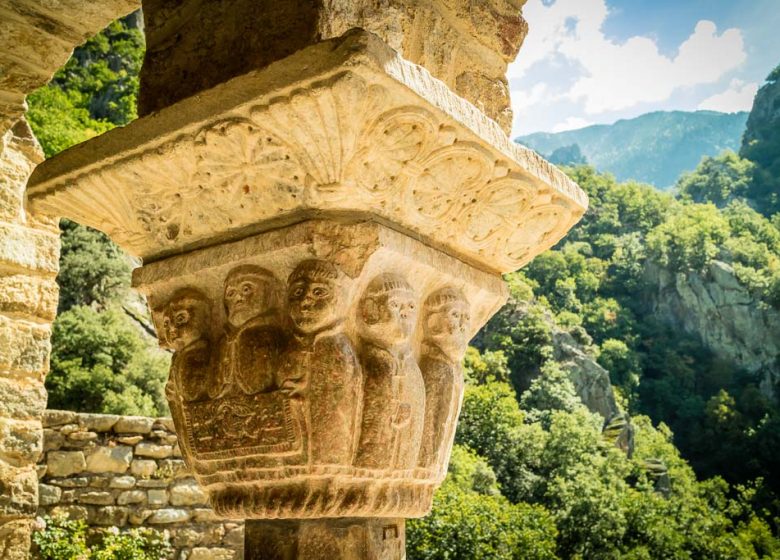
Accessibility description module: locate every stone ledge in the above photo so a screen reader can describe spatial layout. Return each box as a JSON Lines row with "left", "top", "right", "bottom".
{"left": 27, "top": 29, "right": 586, "bottom": 273}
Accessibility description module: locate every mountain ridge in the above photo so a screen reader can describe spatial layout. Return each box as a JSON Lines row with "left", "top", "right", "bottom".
{"left": 517, "top": 110, "right": 748, "bottom": 189}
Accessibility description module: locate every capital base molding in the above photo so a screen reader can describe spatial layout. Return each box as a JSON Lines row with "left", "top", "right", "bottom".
{"left": 244, "top": 518, "right": 405, "bottom": 560}
{"left": 26, "top": 29, "right": 587, "bottom": 275}
{"left": 135, "top": 219, "right": 505, "bottom": 520}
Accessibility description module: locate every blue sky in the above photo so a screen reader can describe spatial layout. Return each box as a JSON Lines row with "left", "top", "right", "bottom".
{"left": 508, "top": 0, "right": 780, "bottom": 136}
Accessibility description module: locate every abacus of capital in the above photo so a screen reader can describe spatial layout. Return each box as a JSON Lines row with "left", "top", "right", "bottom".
{"left": 24, "top": 1, "right": 587, "bottom": 558}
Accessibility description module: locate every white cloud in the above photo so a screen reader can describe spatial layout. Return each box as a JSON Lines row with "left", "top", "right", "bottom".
{"left": 511, "top": 83, "right": 549, "bottom": 115}
{"left": 509, "top": 0, "right": 747, "bottom": 117}
{"left": 551, "top": 117, "right": 593, "bottom": 132}
{"left": 698, "top": 79, "right": 759, "bottom": 112}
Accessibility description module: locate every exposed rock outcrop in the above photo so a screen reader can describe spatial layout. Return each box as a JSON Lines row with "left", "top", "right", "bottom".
{"left": 647, "top": 260, "right": 780, "bottom": 399}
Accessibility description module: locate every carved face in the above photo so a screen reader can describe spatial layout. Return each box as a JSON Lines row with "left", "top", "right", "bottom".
{"left": 225, "top": 274, "right": 271, "bottom": 328}
{"left": 288, "top": 269, "right": 340, "bottom": 334}
{"left": 425, "top": 299, "right": 470, "bottom": 360}
{"left": 161, "top": 294, "right": 208, "bottom": 352}
{"left": 360, "top": 275, "right": 418, "bottom": 346}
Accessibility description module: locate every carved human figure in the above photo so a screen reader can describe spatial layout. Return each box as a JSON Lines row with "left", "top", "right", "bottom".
{"left": 356, "top": 274, "right": 425, "bottom": 470}
{"left": 418, "top": 287, "right": 470, "bottom": 471}
{"left": 158, "top": 288, "right": 212, "bottom": 404}
{"left": 217, "top": 265, "right": 285, "bottom": 397}
{"left": 277, "top": 259, "right": 361, "bottom": 465}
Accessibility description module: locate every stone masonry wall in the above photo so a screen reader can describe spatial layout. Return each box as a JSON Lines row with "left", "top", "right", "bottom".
{"left": 38, "top": 410, "right": 244, "bottom": 560}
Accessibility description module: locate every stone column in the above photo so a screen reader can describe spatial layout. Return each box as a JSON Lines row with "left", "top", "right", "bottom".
{"left": 25, "top": 4, "right": 587, "bottom": 558}
{"left": 0, "top": 121, "right": 59, "bottom": 559}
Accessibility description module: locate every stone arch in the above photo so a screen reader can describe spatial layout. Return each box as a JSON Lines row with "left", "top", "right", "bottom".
{"left": 0, "top": 2, "right": 140, "bottom": 556}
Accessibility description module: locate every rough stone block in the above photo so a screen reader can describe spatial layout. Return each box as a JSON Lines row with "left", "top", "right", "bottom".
{"left": 135, "top": 442, "right": 173, "bottom": 459}
{"left": 136, "top": 479, "right": 168, "bottom": 488}
{"left": 0, "top": 222, "right": 59, "bottom": 273}
{"left": 50, "top": 505, "right": 88, "bottom": 520}
{"left": 67, "top": 431, "right": 98, "bottom": 443}
{"left": 0, "top": 463, "right": 37, "bottom": 517}
{"left": 0, "top": 318, "right": 50, "bottom": 377}
{"left": 170, "top": 479, "right": 207, "bottom": 506}
{"left": 130, "top": 459, "right": 157, "bottom": 478}
{"left": 78, "top": 491, "right": 115, "bottom": 506}
{"left": 117, "top": 490, "right": 146, "bottom": 506}
{"left": 37, "top": 483, "right": 61, "bottom": 506}
{"left": 46, "top": 451, "right": 86, "bottom": 477}
{"left": 147, "top": 489, "right": 168, "bottom": 506}
{"left": 117, "top": 435, "right": 143, "bottom": 445}
{"left": 147, "top": 508, "right": 191, "bottom": 524}
{"left": 223, "top": 525, "right": 244, "bottom": 547}
{"left": 114, "top": 416, "right": 154, "bottom": 434}
{"left": 128, "top": 508, "right": 152, "bottom": 525}
{"left": 43, "top": 410, "right": 76, "bottom": 428}
{"left": 0, "top": 519, "right": 33, "bottom": 560}
{"left": 85, "top": 446, "right": 133, "bottom": 474}
{"left": 0, "top": 417, "right": 41, "bottom": 466}
{"left": 189, "top": 548, "right": 236, "bottom": 560}
{"left": 42, "top": 428, "right": 63, "bottom": 452}
{"left": 109, "top": 476, "right": 136, "bottom": 489}
{"left": 49, "top": 476, "right": 88, "bottom": 488}
{"left": 78, "top": 414, "right": 120, "bottom": 432}
{"left": 89, "top": 505, "right": 128, "bottom": 526}
{"left": 0, "top": 274, "right": 58, "bottom": 322}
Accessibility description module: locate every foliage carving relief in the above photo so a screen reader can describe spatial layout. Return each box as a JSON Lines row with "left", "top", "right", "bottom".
{"left": 33, "top": 71, "right": 583, "bottom": 270}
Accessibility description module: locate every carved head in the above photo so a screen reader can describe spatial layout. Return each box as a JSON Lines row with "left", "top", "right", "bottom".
{"left": 287, "top": 259, "right": 343, "bottom": 334}
{"left": 359, "top": 274, "right": 417, "bottom": 347}
{"left": 423, "top": 287, "right": 470, "bottom": 361}
{"left": 159, "top": 288, "right": 210, "bottom": 352}
{"left": 224, "top": 265, "right": 279, "bottom": 329}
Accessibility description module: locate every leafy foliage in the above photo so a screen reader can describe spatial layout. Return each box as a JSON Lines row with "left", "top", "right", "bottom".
{"left": 33, "top": 515, "right": 171, "bottom": 560}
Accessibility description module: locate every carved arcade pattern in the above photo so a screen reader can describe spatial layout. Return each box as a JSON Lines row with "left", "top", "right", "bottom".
{"left": 156, "top": 260, "right": 472, "bottom": 518}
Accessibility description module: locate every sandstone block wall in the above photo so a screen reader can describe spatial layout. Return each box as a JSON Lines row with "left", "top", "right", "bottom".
{"left": 38, "top": 410, "right": 244, "bottom": 560}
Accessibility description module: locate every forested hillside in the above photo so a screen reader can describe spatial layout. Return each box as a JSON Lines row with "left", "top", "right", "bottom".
{"left": 27, "top": 16, "right": 780, "bottom": 559}
{"left": 517, "top": 110, "right": 748, "bottom": 189}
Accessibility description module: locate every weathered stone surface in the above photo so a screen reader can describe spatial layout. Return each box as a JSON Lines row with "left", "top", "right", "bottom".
{"left": 109, "top": 475, "right": 136, "bottom": 489}
{"left": 85, "top": 446, "right": 132, "bottom": 474}
{"left": 43, "top": 410, "right": 77, "bottom": 428}
{"left": 49, "top": 476, "right": 88, "bottom": 488}
{"left": 189, "top": 547, "right": 237, "bottom": 560}
{"left": 50, "top": 505, "right": 89, "bottom": 520}
{"left": 0, "top": 417, "right": 41, "bottom": 466}
{"left": 147, "top": 508, "right": 191, "bottom": 524}
{"left": 170, "top": 480, "right": 207, "bottom": 506}
{"left": 79, "top": 491, "right": 114, "bottom": 506}
{"left": 0, "top": 275, "right": 58, "bottom": 322}
{"left": 89, "top": 505, "right": 129, "bottom": 526}
{"left": 37, "top": 484, "right": 61, "bottom": 506}
{"left": 116, "top": 435, "right": 143, "bottom": 445}
{"left": 46, "top": 451, "right": 86, "bottom": 477}
{"left": 245, "top": 519, "right": 405, "bottom": 560}
{"left": 78, "top": 414, "right": 120, "bottom": 433}
{"left": 130, "top": 459, "right": 157, "bottom": 478}
{"left": 0, "top": 519, "right": 32, "bottom": 560}
{"left": 136, "top": 479, "right": 169, "bottom": 488}
{"left": 137, "top": 0, "right": 525, "bottom": 132}
{"left": 0, "top": 223, "right": 59, "bottom": 274}
{"left": 0, "top": 318, "right": 51, "bottom": 377}
{"left": 114, "top": 416, "right": 155, "bottom": 434}
{"left": 28, "top": 31, "right": 586, "bottom": 273}
{"left": 117, "top": 490, "right": 146, "bottom": 506}
{"left": 42, "top": 428, "right": 63, "bottom": 452}
{"left": 147, "top": 489, "right": 168, "bottom": 506}
{"left": 0, "top": 463, "right": 37, "bottom": 516}
{"left": 135, "top": 442, "right": 173, "bottom": 459}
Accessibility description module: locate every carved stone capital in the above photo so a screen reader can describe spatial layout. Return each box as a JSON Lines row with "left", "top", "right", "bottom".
{"left": 135, "top": 220, "right": 504, "bottom": 519}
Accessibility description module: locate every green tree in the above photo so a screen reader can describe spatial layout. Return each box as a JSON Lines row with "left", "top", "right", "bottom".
{"left": 677, "top": 151, "right": 756, "bottom": 207}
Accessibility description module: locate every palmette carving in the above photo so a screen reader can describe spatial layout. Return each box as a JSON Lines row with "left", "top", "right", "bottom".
{"left": 28, "top": 34, "right": 587, "bottom": 272}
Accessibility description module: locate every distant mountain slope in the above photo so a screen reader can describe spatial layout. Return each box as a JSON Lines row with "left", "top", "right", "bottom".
{"left": 516, "top": 110, "right": 748, "bottom": 189}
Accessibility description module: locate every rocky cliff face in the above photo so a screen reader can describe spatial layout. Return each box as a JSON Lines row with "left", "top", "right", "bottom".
{"left": 647, "top": 260, "right": 780, "bottom": 398}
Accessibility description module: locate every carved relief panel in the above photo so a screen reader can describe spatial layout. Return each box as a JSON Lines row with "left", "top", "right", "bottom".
{"left": 141, "top": 220, "right": 506, "bottom": 519}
